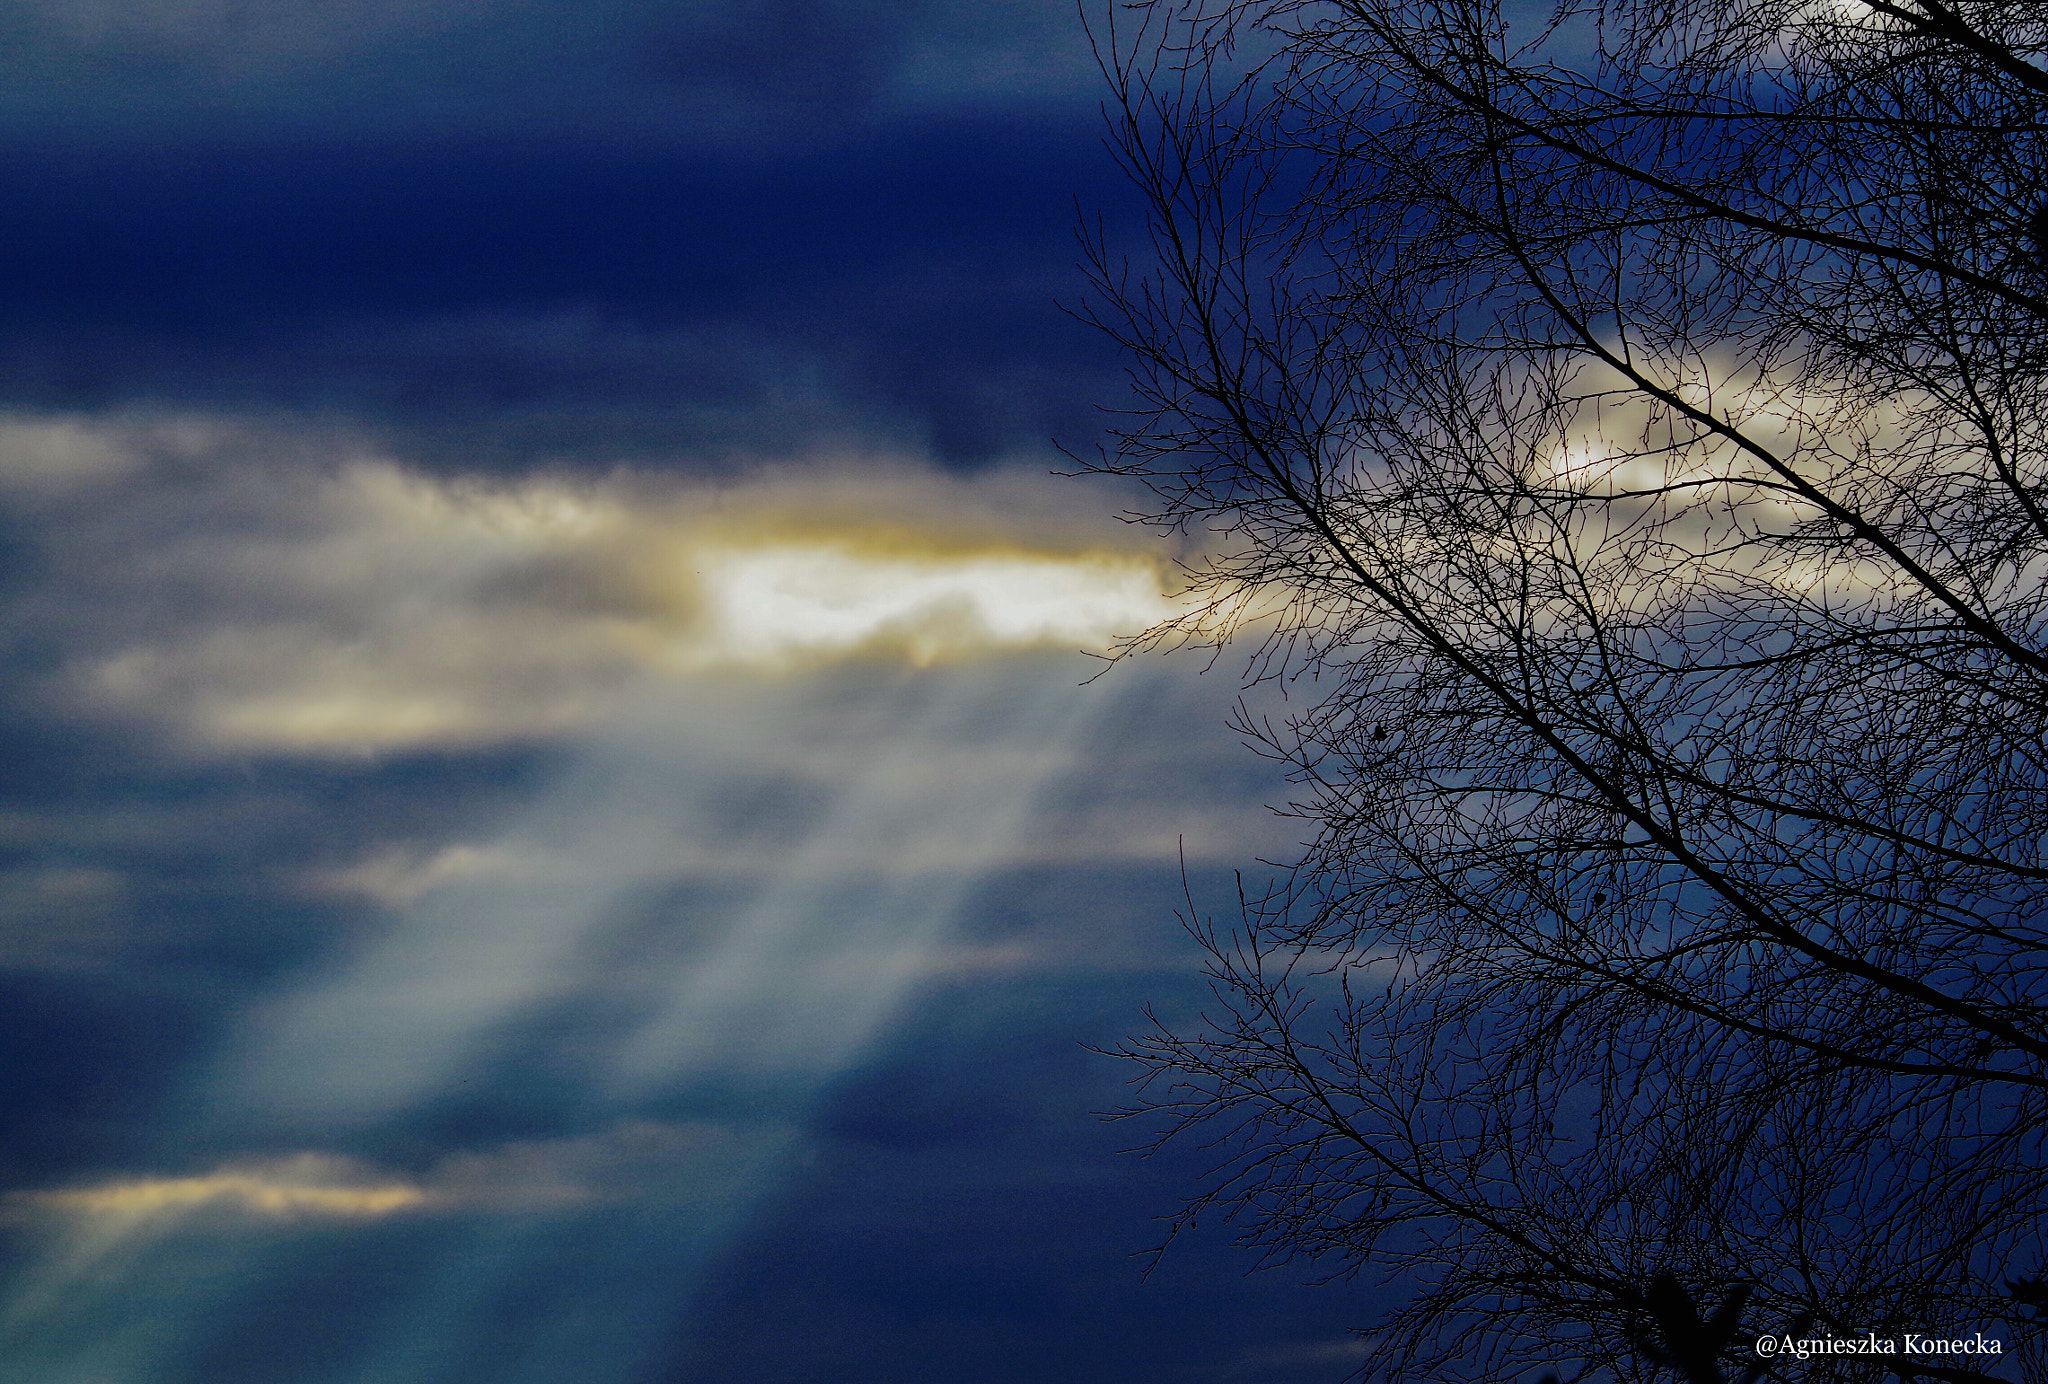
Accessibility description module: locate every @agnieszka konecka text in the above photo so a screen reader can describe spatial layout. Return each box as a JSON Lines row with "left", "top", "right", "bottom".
{"left": 1752, "top": 1331, "right": 2003, "bottom": 1361}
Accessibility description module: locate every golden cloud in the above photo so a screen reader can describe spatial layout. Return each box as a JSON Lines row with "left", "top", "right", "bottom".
{"left": 18, "top": 1156, "right": 425, "bottom": 1222}
{"left": 679, "top": 531, "right": 1174, "bottom": 670}
{"left": 11, "top": 1124, "right": 767, "bottom": 1227}
{"left": 31, "top": 450, "right": 1181, "bottom": 754}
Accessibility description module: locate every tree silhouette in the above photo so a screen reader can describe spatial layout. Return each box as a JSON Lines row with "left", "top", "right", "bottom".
{"left": 1079, "top": 0, "right": 2048, "bottom": 1378}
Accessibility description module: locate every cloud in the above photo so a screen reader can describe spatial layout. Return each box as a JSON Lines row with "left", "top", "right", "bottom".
{"left": 1227, "top": 1336, "right": 1376, "bottom": 1374}
{"left": 630, "top": 0, "right": 921, "bottom": 113}
{"left": 690, "top": 533, "right": 1169, "bottom": 669}
{"left": 11, "top": 1122, "right": 772, "bottom": 1229}
{"left": 423, "top": 1120, "right": 774, "bottom": 1210}
{"left": 0, "top": 416, "right": 145, "bottom": 494}
{"left": 8, "top": 0, "right": 501, "bottom": 66}
{"left": 0, "top": 416, "right": 1177, "bottom": 754}
{"left": 0, "top": 866, "right": 131, "bottom": 972}
{"left": 15, "top": 1154, "right": 425, "bottom": 1222}
{"left": 301, "top": 843, "right": 526, "bottom": 905}
{"left": 0, "top": 0, "right": 1093, "bottom": 147}
{"left": 893, "top": 0, "right": 1100, "bottom": 104}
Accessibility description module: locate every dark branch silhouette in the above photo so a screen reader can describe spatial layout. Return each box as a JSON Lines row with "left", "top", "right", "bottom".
{"left": 1077, "top": 0, "right": 2048, "bottom": 1378}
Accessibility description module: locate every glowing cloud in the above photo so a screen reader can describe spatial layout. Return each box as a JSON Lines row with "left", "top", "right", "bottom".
{"left": 0, "top": 432, "right": 1181, "bottom": 753}
{"left": 7, "top": 1124, "right": 772, "bottom": 1234}
{"left": 690, "top": 538, "right": 1171, "bottom": 668}
{"left": 20, "top": 1157, "right": 425, "bottom": 1222}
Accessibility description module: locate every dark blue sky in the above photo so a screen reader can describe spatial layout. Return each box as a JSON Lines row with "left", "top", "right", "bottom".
{"left": 0, "top": 117, "right": 1131, "bottom": 464}
{"left": 0, "top": 5, "right": 1380, "bottom": 1382}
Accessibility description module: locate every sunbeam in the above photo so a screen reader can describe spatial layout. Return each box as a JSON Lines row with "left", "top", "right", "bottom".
{"left": 0, "top": 446, "right": 1200, "bottom": 1383}
{"left": 0, "top": 644, "right": 1137, "bottom": 1383}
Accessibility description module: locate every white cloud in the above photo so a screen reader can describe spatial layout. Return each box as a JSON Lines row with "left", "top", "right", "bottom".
{"left": 11, "top": 1122, "right": 774, "bottom": 1228}
{"left": 692, "top": 539, "right": 1169, "bottom": 669}
{"left": 2, "top": 416, "right": 1178, "bottom": 754}
{"left": 0, "top": 415, "right": 146, "bottom": 494}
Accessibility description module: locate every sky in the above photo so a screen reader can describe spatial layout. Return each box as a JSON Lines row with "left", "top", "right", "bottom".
{"left": 0, "top": 3, "right": 1387, "bottom": 1382}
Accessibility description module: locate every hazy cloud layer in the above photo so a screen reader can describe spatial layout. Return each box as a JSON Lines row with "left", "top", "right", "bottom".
{"left": 0, "top": 411, "right": 1174, "bottom": 753}
{"left": 0, "top": 0, "right": 1096, "bottom": 145}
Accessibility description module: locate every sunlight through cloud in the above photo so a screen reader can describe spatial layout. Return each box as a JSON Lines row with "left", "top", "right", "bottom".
{"left": 18, "top": 1158, "right": 425, "bottom": 1222}
{"left": 17, "top": 441, "right": 1180, "bottom": 753}
{"left": 692, "top": 539, "right": 1170, "bottom": 669}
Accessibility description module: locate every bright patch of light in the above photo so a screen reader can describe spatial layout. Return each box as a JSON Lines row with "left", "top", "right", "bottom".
{"left": 37, "top": 452, "right": 1180, "bottom": 753}
{"left": 21, "top": 1159, "right": 425, "bottom": 1221}
{"left": 694, "top": 541, "right": 1174, "bottom": 668}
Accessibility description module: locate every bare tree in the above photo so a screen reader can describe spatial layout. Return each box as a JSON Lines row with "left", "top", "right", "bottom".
{"left": 1080, "top": 0, "right": 2048, "bottom": 1378}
